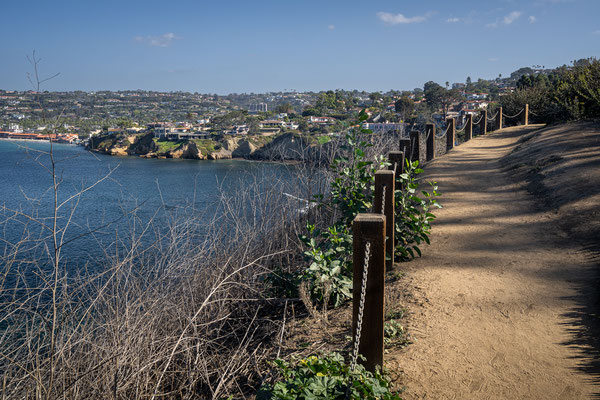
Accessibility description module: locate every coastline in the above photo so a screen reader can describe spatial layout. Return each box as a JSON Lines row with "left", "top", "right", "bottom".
{"left": 0, "top": 137, "right": 77, "bottom": 144}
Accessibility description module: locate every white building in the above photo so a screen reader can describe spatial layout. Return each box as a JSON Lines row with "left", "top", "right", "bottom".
{"left": 363, "top": 123, "right": 405, "bottom": 134}
{"left": 248, "top": 103, "right": 268, "bottom": 113}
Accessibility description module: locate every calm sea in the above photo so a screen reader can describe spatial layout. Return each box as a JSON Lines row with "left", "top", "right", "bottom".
{"left": 0, "top": 140, "right": 298, "bottom": 270}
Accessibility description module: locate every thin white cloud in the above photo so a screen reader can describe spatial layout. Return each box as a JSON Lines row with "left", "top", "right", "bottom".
{"left": 377, "top": 11, "right": 428, "bottom": 25}
{"left": 487, "top": 11, "right": 522, "bottom": 28}
{"left": 528, "top": 15, "right": 537, "bottom": 23}
{"left": 134, "top": 32, "right": 180, "bottom": 47}
{"left": 447, "top": 17, "right": 460, "bottom": 23}
{"left": 503, "top": 11, "right": 522, "bottom": 25}
{"left": 328, "top": 24, "right": 335, "bottom": 30}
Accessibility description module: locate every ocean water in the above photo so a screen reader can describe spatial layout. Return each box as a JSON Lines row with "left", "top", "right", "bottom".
{"left": 0, "top": 140, "right": 298, "bottom": 270}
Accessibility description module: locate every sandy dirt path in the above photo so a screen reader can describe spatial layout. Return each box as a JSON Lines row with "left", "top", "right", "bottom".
{"left": 388, "top": 125, "right": 599, "bottom": 399}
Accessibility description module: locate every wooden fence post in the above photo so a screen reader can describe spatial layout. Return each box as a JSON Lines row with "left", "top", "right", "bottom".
{"left": 352, "top": 214, "right": 386, "bottom": 372}
{"left": 399, "top": 139, "right": 411, "bottom": 160}
{"left": 374, "top": 170, "right": 394, "bottom": 271}
{"left": 425, "top": 123, "right": 435, "bottom": 161}
{"left": 446, "top": 117, "right": 455, "bottom": 152}
{"left": 388, "top": 151, "right": 404, "bottom": 176}
{"left": 523, "top": 104, "right": 529, "bottom": 126}
{"left": 480, "top": 110, "right": 487, "bottom": 136}
{"left": 497, "top": 106, "right": 503, "bottom": 130}
{"left": 465, "top": 114, "right": 473, "bottom": 142}
{"left": 409, "top": 131, "right": 420, "bottom": 162}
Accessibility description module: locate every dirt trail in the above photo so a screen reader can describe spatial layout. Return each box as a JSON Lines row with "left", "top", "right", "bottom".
{"left": 388, "top": 125, "right": 599, "bottom": 399}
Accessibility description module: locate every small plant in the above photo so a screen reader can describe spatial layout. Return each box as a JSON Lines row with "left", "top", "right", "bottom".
{"left": 394, "top": 159, "right": 442, "bottom": 261}
{"left": 257, "top": 353, "right": 401, "bottom": 400}
{"left": 384, "top": 320, "right": 411, "bottom": 348}
{"left": 386, "top": 308, "right": 407, "bottom": 321}
{"left": 294, "top": 110, "right": 388, "bottom": 307}
{"left": 299, "top": 223, "right": 353, "bottom": 307}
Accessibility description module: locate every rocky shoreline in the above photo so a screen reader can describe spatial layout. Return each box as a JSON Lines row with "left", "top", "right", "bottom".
{"left": 86, "top": 131, "right": 331, "bottom": 162}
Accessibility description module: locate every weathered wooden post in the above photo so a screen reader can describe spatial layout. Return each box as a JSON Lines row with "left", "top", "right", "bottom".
{"left": 480, "top": 110, "right": 488, "bottom": 135}
{"left": 465, "top": 114, "right": 473, "bottom": 142}
{"left": 374, "top": 170, "right": 394, "bottom": 271}
{"left": 446, "top": 117, "right": 455, "bottom": 152}
{"left": 425, "top": 123, "right": 435, "bottom": 161}
{"left": 388, "top": 151, "right": 404, "bottom": 175}
{"left": 352, "top": 214, "right": 386, "bottom": 372}
{"left": 409, "top": 130, "right": 420, "bottom": 162}
{"left": 399, "top": 139, "right": 411, "bottom": 160}
{"left": 523, "top": 104, "right": 529, "bottom": 126}
{"left": 497, "top": 107, "right": 503, "bottom": 130}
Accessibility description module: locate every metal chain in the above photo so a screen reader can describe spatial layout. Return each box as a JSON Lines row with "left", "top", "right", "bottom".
{"left": 381, "top": 184, "right": 386, "bottom": 215}
{"left": 502, "top": 108, "right": 524, "bottom": 119}
{"left": 349, "top": 241, "right": 371, "bottom": 372}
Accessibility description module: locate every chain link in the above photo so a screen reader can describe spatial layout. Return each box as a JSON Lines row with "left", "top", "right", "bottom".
{"left": 381, "top": 184, "right": 386, "bottom": 216}
{"left": 349, "top": 241, "right": 371, "bottom": 372}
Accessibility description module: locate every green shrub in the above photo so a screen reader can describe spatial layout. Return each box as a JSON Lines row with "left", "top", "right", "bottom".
{"left": 257, "top": 353, "right": 401, "bottom": 400}
{"left": 500, "top": 58, "right": 600, "bottom": 122}
{"left": 299, "top": 223, "right": 353, "bottom": 307}
{"left": 153, "top": 138, "right": 183, "bottom": 153}
{"left": 299, "top": 113, "right": 387, "bottom": 307}
{"left": 394, "top": 160, "right": 442, "bottom": 261}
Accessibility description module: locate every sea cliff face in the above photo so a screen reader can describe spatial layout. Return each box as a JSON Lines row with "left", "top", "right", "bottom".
{"left": 87, "top": 132, "right": 332, "bottom": 162}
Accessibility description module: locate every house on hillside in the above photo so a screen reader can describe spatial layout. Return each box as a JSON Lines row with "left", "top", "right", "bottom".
{"left": 309, "top": 116, "right": 335, "bottom": 125}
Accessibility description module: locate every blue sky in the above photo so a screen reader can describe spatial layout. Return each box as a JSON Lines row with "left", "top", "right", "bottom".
{"left": 1, "top": 0, "right": 598, "bottom": 94}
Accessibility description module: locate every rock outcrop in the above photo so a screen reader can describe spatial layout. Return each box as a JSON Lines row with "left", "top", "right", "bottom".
{"left": 128, "top": 133, "right": 157, "bottom": 155}
{"left": 232, "top": 140, "right": 258, "bottom": 158}
{"left": 87, "top": 131, "right": 328, "bottom": 162}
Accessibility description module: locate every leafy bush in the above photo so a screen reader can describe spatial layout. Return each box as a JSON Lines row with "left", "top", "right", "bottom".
{"left": 299, "top": 223, "right": 353, "bottom": 307}
{"left": 323, "top": 116, "right": 389, "bottom": 228}
{"left": 299, "top": 114, "right": 387, "bottom": 307}
{"left": 394, "top": 160, "right": 442, "bottom": 261}
{"left": 257, "top": 353, "right": 401, "bottom": 400}
{"left": 500, "top": 58, "right": 600, "bottom": 123}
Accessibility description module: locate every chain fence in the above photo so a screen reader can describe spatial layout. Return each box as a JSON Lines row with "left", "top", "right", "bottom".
{"left": 349, "top": 241, "right": 371, "bottom": 372}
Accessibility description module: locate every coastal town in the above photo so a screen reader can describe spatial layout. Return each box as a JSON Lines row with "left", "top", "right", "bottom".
{"left": 0, "top": 64, "right": 551, "bottom": 147}
{"left": 2, "top": 0, "right": 599, "bottom": 396}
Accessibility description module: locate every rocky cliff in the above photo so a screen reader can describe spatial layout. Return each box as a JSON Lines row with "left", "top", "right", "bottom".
{"left": 87, "top": 132, "right": 333, "bottom": 163}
